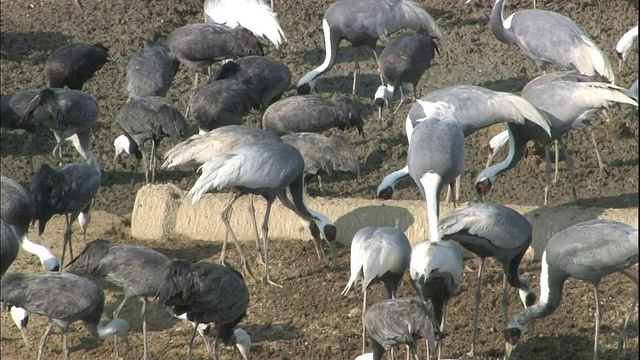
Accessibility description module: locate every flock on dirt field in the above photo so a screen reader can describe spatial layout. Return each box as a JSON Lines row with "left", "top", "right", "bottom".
{"left": 0, "top": 0, "right": 638, "bottom": 359}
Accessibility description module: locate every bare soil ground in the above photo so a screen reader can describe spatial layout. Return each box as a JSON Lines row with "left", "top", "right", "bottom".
{"left": 1, "top": 0, "right": 638, "bottom": 359}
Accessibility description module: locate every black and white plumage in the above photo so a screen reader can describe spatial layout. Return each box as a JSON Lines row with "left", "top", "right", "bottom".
{"left": 190, "top": 79, "right": 261, "bottom": 134}
{"left": 126, "top": 39, "right": 179, "bottom": 99}
{"left": 490, "top": 0, "right": 614, "bottom": 83}
{"left": 358, "top": 297, "right": 442, "bottom": 360}
{"left": 113, "top": 134, "right": 143, "bottom": 169}
{"left": 45, "top": 42, "right": 110, "bottom": 90}
{"left": 262, "top": 94, "right": 364, "bottom": 136}
{"left": 186, "top": 139, "right": 337, "bottom": 287}
{"left": 373, "top": 29, "right": 440, "bottom": 118}
{"left": 439, "top": 202, "right": 536, "bottom": 357}
{"left": 116, "top": 96, "right": 187, "bottom": 183}
{"left": 296, "top": 0, "right": 442, "bottom": 95}
{"left": 281, "top": 132, "right": 360, "bottom": 191}
{"left": 0, "top": 272, "right": 130, "bottom": 360}
{"left": 156, "top": 259, "right": 251, "bottom": 360}
{"left": 30, "top": 162, "right": 101, "bottom": 268}
{"left": 207, "top": 56, "right": 291, "bottom": 110}
{"left": 342, "top": 226, "right": 412, "bottom": 353}
{"left": 504, "top": 219, "right": 638, "bottom": 360}
{"left": 615, "top": 25, "right": 638, "bottom": 70}
{"left": 1, "top": 176, "right": 59, "bottom": 272}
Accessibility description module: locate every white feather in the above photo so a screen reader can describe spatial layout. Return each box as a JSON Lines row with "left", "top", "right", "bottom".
{"left": 489, "top": 130, "right": 509, "bottom": 153}
{"left": 10, "top": 306, "right": 28, "bottom": 329}
{"left": 538, "top": 251, "right": 550, "bottom": 305}
{"left": 113, "top": 134, "right": 130, "bottom": 156}
{"left": 575, "top": 34, "right": 615, "bottom": 84}
{"left": 615, "top": 25, "right": 638, "bottom": 61}
{"left": 498, "top": 91, "right": 552, "bottom": 136}
{"left": 376, "top": 165, "right": 409, "bottom": 196}
{"left": 409, "top": 240, "right": 463, "bottom": 286}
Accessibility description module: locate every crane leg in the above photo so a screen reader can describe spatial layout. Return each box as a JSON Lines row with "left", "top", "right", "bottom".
{"left": 247, "top": 195, "right": 264, "bottom": 266}
{"left": 352, "top": 50, "right": 360, "bottom": 95}
{"left": 260, "top": 199, "right": 282, "bottom": 287}
{"left": 551, "top": 140, "right": 559, "bottom": 184}
{"left": 185, "top": 73, "right": 200, "bottom": 118}
{"left": 558, "top": 140, "right": 577, "bottom": 203}
{"left": 37, "top": 322, "right": 54, "bottom": 360}
{"left": 112, "top": 296, "right": 129, "bottom": 358}
{"left": 220, "top": 192, "right": 258, "bottom": 283}
{"left": 141, "top": 297, "right": 149, "bottom": 360}
{"left": 438, "top": 301, "right": 448, "bottom": 360}
{"left": 544, "top": 145, "right": 551, "bottom": 206}
{"left": 501, "top": 273, "right": 509, "bottom": 327}
{"left": 362, "top": 289, "right": 368, "bottom": 354}
{"left": 187, "top": 322, "right": 199, "bottom": 360}
{"left": 372, "top": 49, "right": 385, "bottom": 86}
{"left": 59, "top": 214, "right": 72, "bottom": 270}
{"left": 392, "top": 86, "right": 406, "bottom": 115}
{"left": 468, "top": 257, "right": 485, "bottom": 358}
{"left": 62, "top": 331, "right": 70, "bottom": 360}
{"left": 588, "top": 126, "right": 606, "bottom": 177}
{"left": 150, "top": 140, "right": 157, "bottom": 183}
{"left": 220, "top": 191, "right": 234, "bottom": 264}
{"left": 616, "top": 270, "right": 638, "bottom": 358}
{"left": 140, "top": 145, "right": 150, "bottom": 184}
{"left": 593, "top": 286, "right": 603, "bottom": 360}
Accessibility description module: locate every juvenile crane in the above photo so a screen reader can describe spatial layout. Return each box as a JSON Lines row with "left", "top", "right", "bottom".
{"left": 126, "top": 39, "right": 179, "bottom": 99}
{"left": 45, "top": 42, "right": 110, "bottom": 90}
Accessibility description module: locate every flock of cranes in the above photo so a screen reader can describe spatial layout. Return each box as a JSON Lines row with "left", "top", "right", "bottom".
{"left": 0, "top": 0, "right": 638, "bottom": 359}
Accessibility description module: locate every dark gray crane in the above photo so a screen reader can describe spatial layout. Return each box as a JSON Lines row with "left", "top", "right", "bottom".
{"left": 207, "top": 56, "right": 291, "bottom": 110}
{"left": 126, "top": 39, "right": 179, "bottom": 100}
{"left": 0, "top": 272, "right": 130, "bottom": 360}
{"left": 1, "top": 219, "right": 19, "bottom": 275}
{"left": 45, "top": 42, "right": 110, "bottom": 90}
{"left": 374, "top": 29, "right": 440, "bottom": 118}
{"left": 156, "top": 259, "right": 251, "bottom": 360}
{"left": 504, "top": 219, "right": 638, "bottom": 360}
{"left": 439, "top": 202, "right": 536, "bottom": 357}
{"left": 262, "top": 94, "right": 364, "bottom": 136}
{"left": 190, "top": 79, "right": 260, "bottom": 134}
{"left": 1, "top": 176, "right": 60, "bottom": 271}
{"left": 30, "top": 162, "right": 101, "bottom": 268}
{"left": 296, "top": 0, "right": 441, "bottom": 95}
{"left": 1, "top": 91, "right": 42, "bottom": 170}
{"left": 342, "top": 226, "right": 412, "bottom": 353}
{"left": 116, "top": 96, "right": 187, "bottom": 183}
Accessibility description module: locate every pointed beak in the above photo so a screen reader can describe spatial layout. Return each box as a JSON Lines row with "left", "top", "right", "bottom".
{"left": 504, "top": 341, "right": 515, "bottom": 360}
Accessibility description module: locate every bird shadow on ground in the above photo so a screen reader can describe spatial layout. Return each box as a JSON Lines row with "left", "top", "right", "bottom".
{"left": 0, "top": 130, "right": 55, "bottom": 157}
{"left": 505, "top": 332, "right": 638, "bottom": 360}
{"left": 244, "top": 322, "right": 301, "bottom": 343}
{"left": 153, "top": 242, "right": 223, "bottom": 264}
{"left": 334, "top": 205, "right": 414, "bottom": 244}
{"left": 476, "top": 75, "right": 532, "bottom": 93}
{"left": 102, "top": 294, "right": 179, "bottom": 333}
{"left": 0, "top": 31, "right": 73, "bottom": 64}
{"left": 574, "top": 192, "right": 639, "bottom": 209}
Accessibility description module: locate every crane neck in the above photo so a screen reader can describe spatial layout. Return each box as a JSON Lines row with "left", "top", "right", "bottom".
{"left": 297, "top": 18, "right": 340, "bottom": 89}
{"left": 490, "top": 0, "right": 517, "bottom": 45}
{"left": 478, "top": 128, "right": 525, "bottom": 186}
{"left": 20, "top": 235, "right": 58, "bottom": 268}
{"left": 376, "top": 165, "right": 410, "bottom": 195}
{"left": 419, "top": 172, "right": 442, "bottom": 241}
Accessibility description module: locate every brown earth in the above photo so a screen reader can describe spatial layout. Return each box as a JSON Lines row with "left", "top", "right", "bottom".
{"left": 1, "top": 0, "right": 638, "bottom": 359}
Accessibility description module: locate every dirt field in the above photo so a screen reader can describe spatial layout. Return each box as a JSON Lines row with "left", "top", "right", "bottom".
{"left": 1, "top": 0, "right": 638, "bottom": 359}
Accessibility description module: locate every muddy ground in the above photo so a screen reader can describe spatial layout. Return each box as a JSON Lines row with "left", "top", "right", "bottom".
{"left": 1, "top": 0, "right": 638, "bottom": 359}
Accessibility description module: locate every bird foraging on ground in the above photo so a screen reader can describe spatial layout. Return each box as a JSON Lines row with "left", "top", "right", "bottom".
{"left": 45, "top": 42, "right": 110, "bottom": 90}
{"left": 615, "top": 25, "right": 638, "bottom": 70}
{"left": 126, "top": 39, "right": 179, "bottom": 100}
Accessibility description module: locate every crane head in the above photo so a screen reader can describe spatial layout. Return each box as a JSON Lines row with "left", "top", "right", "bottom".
{"left": 377, "top": 186, "right": 394, "bottom": 200}
{"left": 296, "top": 82, "right": 312, "bottom": 95}
{"left": 474, "top": 176, "right": 493, "bottom": 201}
{"left": 503, "top": 327, "right": 522, "bottom": 360}
{"left": 10, "top": 306, "right": 29, "bottom": 349}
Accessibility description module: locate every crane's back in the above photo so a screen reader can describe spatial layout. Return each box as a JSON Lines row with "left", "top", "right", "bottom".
{"left": 1, "top": 176, "right": 35, "bottom": 234}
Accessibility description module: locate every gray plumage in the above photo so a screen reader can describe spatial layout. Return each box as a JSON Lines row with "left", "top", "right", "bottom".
{"left": 1, "top": 176, "right": 59, "bottom": 271}
{"left": 490, "top": 0, "right": 614, "bottom": 83}
{"left": 262, "top": 95, "right": 364, "bottom": 136}
{"left": 0, "top": 272, "right": 129, "bottom": 360}
{"left": 30, "top": 162, "right": 101, "bottom": 268}
{"left": 520, "top": 70, "right": 610, "bottom": 94}
{"left": 116, "top": 96, "right": 187, "bottom": 183}
{"left": 207, "top": 56, "right": 291, "bottom": 110}
{"left": 1, "top": 220, "right": 19, "bottom": 275}
{"left": 45, "top": 42, "right": 110, "bottom": 90}
{"left": 126, "top": 39, "right": 179, "bottom": 99}
{"left": 1, "top": 90, "right": 41, "bottom": 133}
{"left": 296, "top": 0, "right": 442, "bottom": 95}
{"left": 439, "top": 202, "right": 536, "bottom": 357}
{"left": 190, "top": 79, "right": 260, "bottom": 133}
{"left": 504, "top": 219, "right": 638, "bottom": 360}
{"left": 362, "top": 297, "right": 442, "bottom": 360}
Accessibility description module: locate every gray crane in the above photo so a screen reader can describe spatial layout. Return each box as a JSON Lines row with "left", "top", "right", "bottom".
{"left": 374, "top": 29, "right": 440, "bottom": 118}
{"left": 409, "top": 239, "right": 462, "bottom": 358}
{"left": 1, "top": 219, "right": 19, "bottom": 275}
{"left": 359, "top": 297, "right": 442, "bottom": 360}
{"left": 475, "top": 81, "right": 638, "bottom": 205}
{"left": 342, "top": 226, "right": 412, "bottom": 353}
{"left": 1, "top": 91, "right": 43, "bottom": 171}
{"left": 504, "top": 219, "right": 638, "bottom": 360}
{"left": 0, "top": 272, "right": 130, "bottom": 360}
{"left": 45, "top": 42, "right": 110, "bottom": 90}
{"left": 207, "top": 56, "right": 291, "bottom": 110}
{"left": 190, "top": 79, "right": 260, "bottom": 134}
{"left": 126, "top": 39, "right": 179, "bottom": 100}
{"left": 615, "top": 25, "right": 638, "bottom": 70}
{"left": 1, "top": 176, "right": 59, "bottom": 271}
{"left": 439, "top": 202, "right": 536, "bottom": 357}
{"left": 186, "top": 139, "right": 337, "bottom": 288}
{"left": 280, "top": 132, "right": 360, "bottom": 193}
{"left": 116, "top": 96, "right": 187, "bottom": 183}
{"left": 376, "top": 85, "right": 551, "bottom": 202}
{"left": 30, "top": 162, "right": 101, "bottom": 268}
{"left": 262, "top": 94, "right": 364, "bottom": 136}
{"left": 490, "top": 0, "right": 614, "bottom": 83}
{"left": 296, "top": 0, "right": 441, "bottom": 95}
{"left": 156, "top": 259, "right": 251, "bottom": 360}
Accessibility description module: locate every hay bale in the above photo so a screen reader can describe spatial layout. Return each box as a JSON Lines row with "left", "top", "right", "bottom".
{"left": 131, "top": 183, "right": 182, "bottom": 239}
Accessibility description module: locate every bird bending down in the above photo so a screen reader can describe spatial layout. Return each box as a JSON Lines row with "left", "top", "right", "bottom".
{"left": 504, "top": 219, "right": 638, "bottom": 360}
{"left": 45, "top": 42, "right": 110, "bottom": 90}
{"left": 615, "top": 25, "right": 638, "bottom": 70}
{"left": 342, "top": 226, "right": 411, "bottom": 353}
{"left": 439, "top": 202, "right": 536, "bottom": 357}
{"left": 296, "top": 0, "right": 442, "bottom": 95}
{"left": 126, "top": 39, "right": 179, "bottom": 99}
{"left": 0, "top": 272, "right": 130, "bottom": 360}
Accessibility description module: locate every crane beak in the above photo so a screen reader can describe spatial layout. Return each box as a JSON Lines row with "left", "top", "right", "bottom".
{"left": 504, "top": 341, "right": 515, "bottom": 360}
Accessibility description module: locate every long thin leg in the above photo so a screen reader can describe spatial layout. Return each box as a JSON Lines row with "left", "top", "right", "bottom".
{"left": 617, "top": 270, "right": 639, "bottom": 358}
{"left": 112, "top": 296, "right": 129, "bottom": 357}
{"left": 544, "top": 144, "right": 551, "bottom": 206}
{"left": 455, "top": 175, "right": 460, "bottom": 205}
{"left": 150, "top": 139, "right": 157, "bottom": 183}
{"left": 142, "top": 297, "right": 148, "bottom": 360}
{"left": 220, "top": 192, "right": 257, "bottom": 283}
{"left": 468, "top": 257, "right": 485, "bottom": 358}
{"left": 219, "top": 191, "right": 235, "bottom": 264}
{"left": 261, "top": 200, "right": 282, "bottom": 287}
{"left": 438, "top": 301, "right": 448, "bottom": 360}
{"left": 140, "top": 144, "right": 150, "bottom": 184}
{"left": 588, "top": 127, "right": 606, "bottom": 177}
{"left": 187, "top": 322, "right": 199, "bottom": 360}
{"left": 372, "top": 49, "right": 384, "bottom": 85}
{"left": 185, "top": 73, "right": 199, "bottom": 118}
{"left": 60, "top": 214, "right": 72, "bottom": 269}
{"left": 593, "top": 286, "right": 602, "bottom": 360}
{"left": 62, "top": 332, "right": 70, "bottom": 360}
{"left": 247, "top": 194, "right": 264, "bottom": 266}
{"left": 551, "top": 140, "right": 559, "bottom": 184}
{"left": 558, "top": 140, "right": 577, "bottom": 203}
{"left": 352, "top": 49, "right": 360, "bottom": 95}
{"left": 501, "top": 272, "right": 509, "bottom": 327}
{"left": 37, "top": 323, "right": 55, "bottom": 360}
{"left": 392, "top": 86, "right": 406, "bottom": 115}
{"left": 362, "top": 289, "right": 367, "bottom": 354}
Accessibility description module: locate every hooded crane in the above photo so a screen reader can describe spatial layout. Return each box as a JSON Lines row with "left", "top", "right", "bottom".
{"left": 262, "top": 94, "right": 364, "bottom": 136}
{"left": 126, "top": 39, "right": 179, "bottom": 100}
{"left": 376, "top": 85, "right": 552, "bottom": 203}
{"left": 156, "top": 259, "right": 251, "bottom": 360}
{"left": 1, "top": 91, "right": 44, "bottom": 172}
{"left": 280, "top": 132, "right": 360, "bottom": 193}
{"left": 186, "top": 140, "right": 337, "bottom": 288}
{"left": 358, "top": 297, "right": 442, "bottom": 360}
{"left": 45, "top": 42, "right": 110, "bottom": 90}
{"left": 0, "top": 272, "right": 130, "bottom": 360}
{"left": 342, "top": 226, "right": 412, "bottom": 353}
{"left": 475, "top": 81, "right": 638, "bottom": 205}
{"left": 439, "top": 202, "right": 536, "bottom": 357}
{"left": 207, "top": 55, "right": 291, "bottom": 110}
{"left": 30, "top": 162, "right": 101, "bottom": 268}
{"left": 503, "top": 219, "right": 638, "bottom": 360}
{"left": 374, "top": 29, "right": 440, "bottom": 118}
{"left": 490, "top": 0, "right": 614, "bottom": 83}
{"left": 615, "top": 25, "right": 638, "bottom": 70}
{"left": 296, "top": 0, "right": 442, "bottom": 95}
{"left": 115, "top": 96, "right": 187, "bottom": 183}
